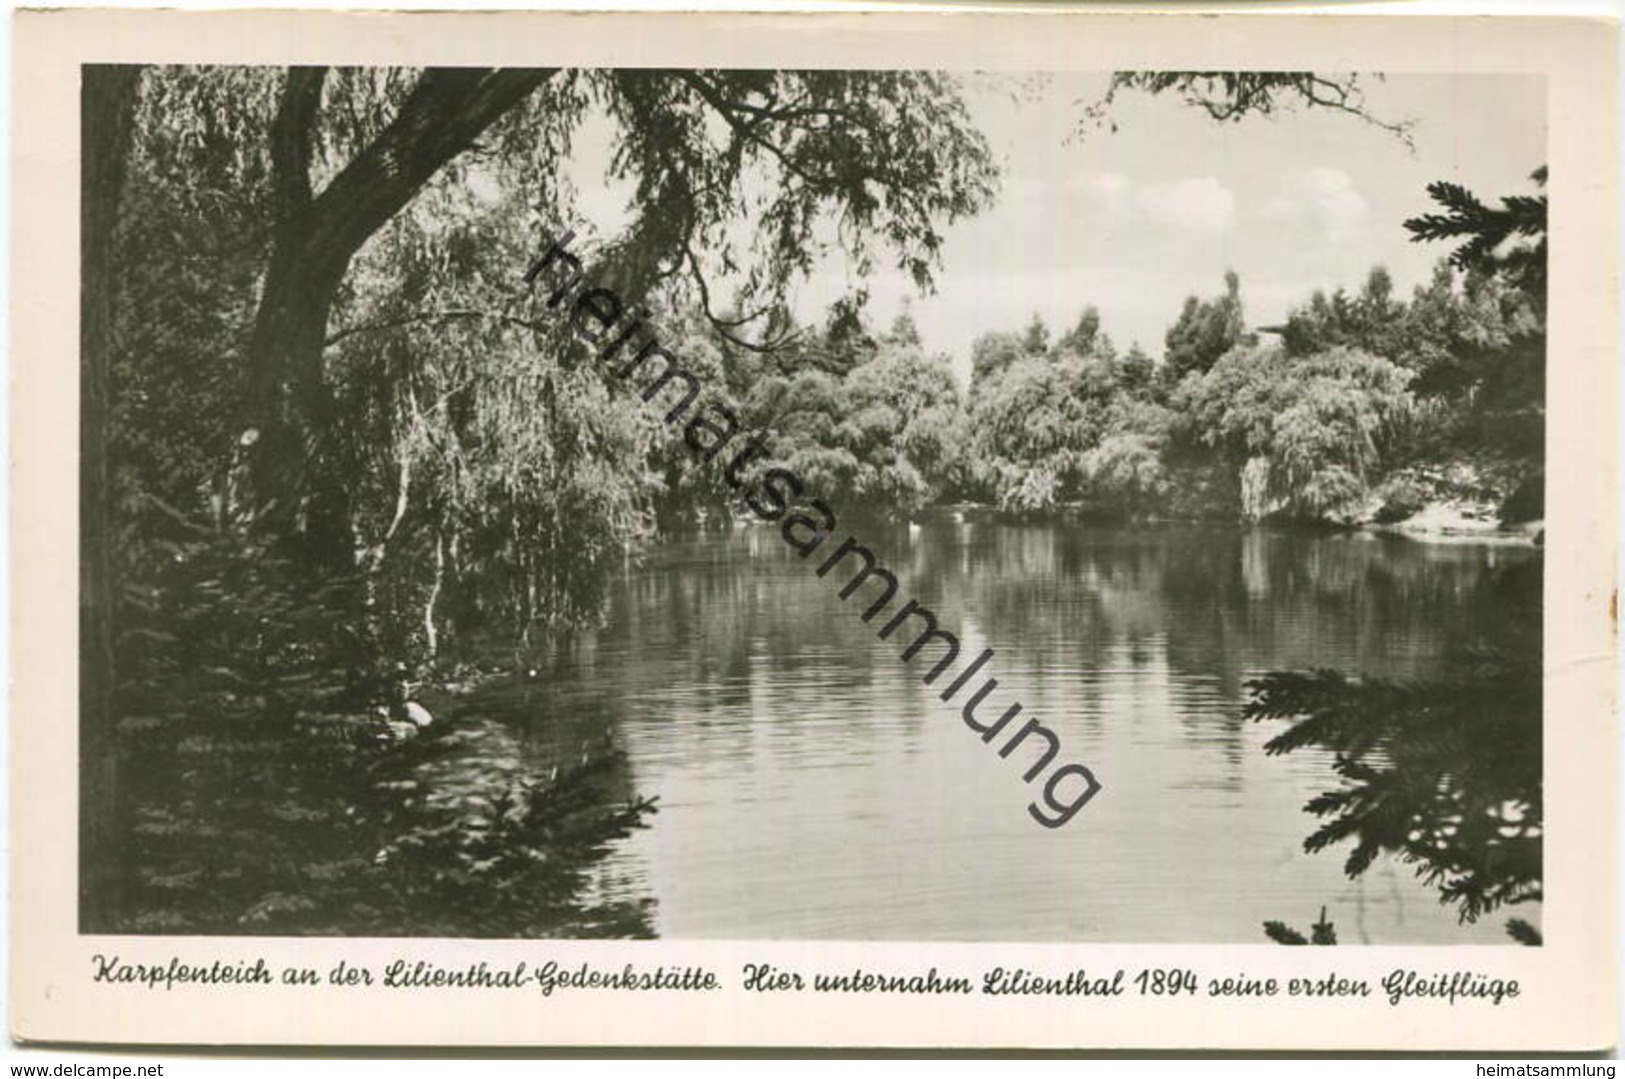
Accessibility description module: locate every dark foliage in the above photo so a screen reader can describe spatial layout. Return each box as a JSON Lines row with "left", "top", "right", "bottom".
{"left": 1404, "top": 168, "right": 1548, "bottom": 305}
{"left": 1372, "top": 474, "right": 1431, "bottom": 524}
{"left": 1263, "top": 906, "right": 1338, "bottom": 945}
{"left": 1163, "top": 270, "right": 1251, "bottom": 382}
{"left": 1246, "top": 648, "right": 1541, "bottom": 929}
{"left": 1505, "top": 918, "right": 1544, "bottom": 946}
{"left": 1086, "top": 73, "right": 1412, "bottom": 143}
{"left": 112, "top": 517, "right": 657, "bottom": 936}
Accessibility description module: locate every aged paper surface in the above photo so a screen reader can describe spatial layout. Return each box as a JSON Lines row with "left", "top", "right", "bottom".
{"left": 10, "top": 6, "right": 1618, "bottom": 1050}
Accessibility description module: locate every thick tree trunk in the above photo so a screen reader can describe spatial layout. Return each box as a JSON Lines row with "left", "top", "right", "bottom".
{"left": 80, "top": 63, "right": 142, "bottom": 933}
{"left": 246, "top": 67, "right": 555, "bottom": 565}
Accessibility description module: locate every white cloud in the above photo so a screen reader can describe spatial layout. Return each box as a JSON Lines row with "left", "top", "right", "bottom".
{"left": 1084, "top": 171, "right": 1131, "bottom": 217}
{"left": 1076, "top": 172, "right": 1236, "bottom": 237}
{"left": 1263, "top": 166, "right": 1369, "bottom": 243}
{"left": 1132, "top": 176, "right": 1237, "bottom": 237}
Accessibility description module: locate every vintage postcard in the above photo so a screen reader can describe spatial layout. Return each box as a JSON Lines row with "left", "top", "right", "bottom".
{"left": 9, "top": 6, "right": 1618, "bottom": 1051}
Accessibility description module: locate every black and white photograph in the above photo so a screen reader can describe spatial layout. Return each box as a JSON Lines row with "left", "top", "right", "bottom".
{"left": 12, "top": 5, "right": 1618, "bottom": 1053}
{"left": 77, "top": 59, "right": 1550, "bottom": 945}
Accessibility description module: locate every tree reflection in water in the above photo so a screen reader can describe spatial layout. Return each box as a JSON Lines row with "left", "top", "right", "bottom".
{"left": 1248, "top": 558, "right": 1541, "bottom": 944}
{"left": 361, "top": 713, "right": 658, "bottom": 938}
{"left": 122, "top": 697, "right": 657, "bottom": 938}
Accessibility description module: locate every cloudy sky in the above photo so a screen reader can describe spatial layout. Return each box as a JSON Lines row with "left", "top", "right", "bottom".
{"left": 565, "top": 72, "right": 1545, "bottom": 384}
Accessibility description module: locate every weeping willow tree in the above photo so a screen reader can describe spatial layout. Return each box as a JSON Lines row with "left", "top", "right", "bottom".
{"left": 86, "top": 64, "right": 1000, "bottom": 932}
{"left": 101, "top": 63, "right": 1001, "bottom": 666}
{"left": 1173, "top": 343, "right": 1416, "bottom": 522}
{"left": 234, "top": 68, "right": 1000, "bottom": 576}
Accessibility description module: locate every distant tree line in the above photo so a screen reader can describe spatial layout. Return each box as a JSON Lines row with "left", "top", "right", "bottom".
{"left": 667, "top": 177, "right": 1545, "bottom": 534}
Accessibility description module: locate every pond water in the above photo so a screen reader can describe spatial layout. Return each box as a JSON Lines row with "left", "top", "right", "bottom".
{"left": 465, "top": 515, "right": 1540, "bottom": 943}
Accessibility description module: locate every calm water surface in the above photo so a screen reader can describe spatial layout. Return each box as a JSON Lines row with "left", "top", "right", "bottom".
{"left": 474, "top": 517, "right": 1539, "bottom": 943}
